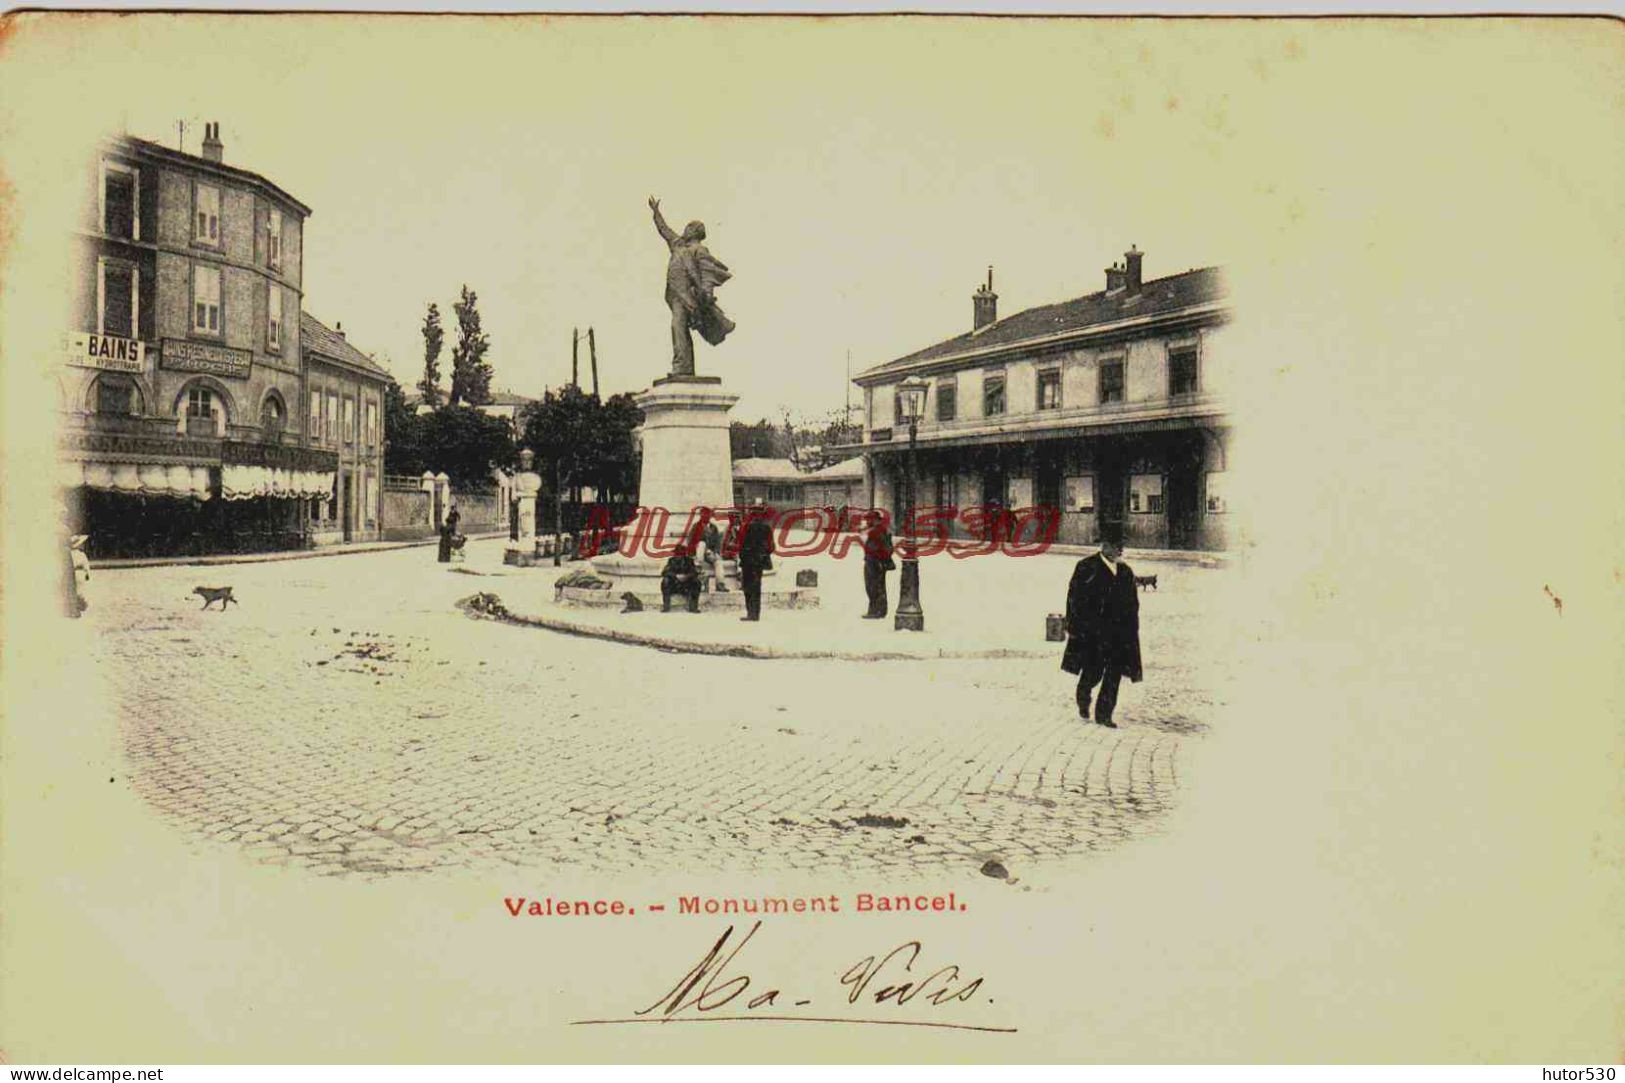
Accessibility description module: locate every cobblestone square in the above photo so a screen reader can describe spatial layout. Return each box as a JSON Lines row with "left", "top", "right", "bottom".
{"left": 83, "top": 540, "right": 1233, "bottom": 880}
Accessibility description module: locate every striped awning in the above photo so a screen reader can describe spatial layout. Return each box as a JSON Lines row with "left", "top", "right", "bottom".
{"left": 68, "top": 461, "right": 214, "bottom": 500}
{"left": 221, "top": 464, "right": 335, "bottom": 501}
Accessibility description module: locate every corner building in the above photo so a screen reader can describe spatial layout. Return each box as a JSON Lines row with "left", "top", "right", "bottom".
{"left": 59, "top": 127, "right": 338, "bottom": 557}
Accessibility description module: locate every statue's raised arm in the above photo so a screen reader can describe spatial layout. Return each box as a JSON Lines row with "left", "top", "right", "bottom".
{"left": 649, "top": 196, "right": 677, "bottom": 247}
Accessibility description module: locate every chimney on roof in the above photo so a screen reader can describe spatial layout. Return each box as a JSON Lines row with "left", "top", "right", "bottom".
{"left": 1124, "top": 245, "right": 1143, "bottom": 294}
{"left": 972, "top": 266, "right": 998, "bottom": 331}
{"left": 335, "top": 322, "right": 345, "bottom": 339}
{"left": 1105, "top": 262, "right": 1126, "bottom": 293}
{"left": 201, "top": 121, "right": 223, "bottom": 164}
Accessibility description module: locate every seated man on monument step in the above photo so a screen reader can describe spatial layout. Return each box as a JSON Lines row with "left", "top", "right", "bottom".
{"left": 661, "top": 525, "right": 704, "bottom": 613}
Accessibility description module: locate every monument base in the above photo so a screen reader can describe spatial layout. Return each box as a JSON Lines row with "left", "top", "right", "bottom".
{"left": 558, "top": 580, "right": 818, "bottom": 612}
{"left": 577, "top": 368, "right": 818, "bottom": 610}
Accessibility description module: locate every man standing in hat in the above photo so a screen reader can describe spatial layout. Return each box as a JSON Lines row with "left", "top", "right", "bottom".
{"left": 737, "top": 500, "right": 775, "bottom": 622}
{"left": 1061, "top": 530, "right": 1143, "bottom": 727}
{"left": 860, "top": 512, "right": 895, "bottom": 619}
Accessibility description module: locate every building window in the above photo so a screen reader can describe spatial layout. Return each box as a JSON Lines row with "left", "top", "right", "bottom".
{"left": 309, "top": 389, "right": 321, "bottom": 437}
{"left": 187, "top": 386, "right": 215, "bottom": 419}
{"left": 192, "top": 264, "right": 221, "bottom": 334}
{"left": 1169, "top": 346, "right": 1199, "bottom": 397}
{"left": 343, "top": 396, "right": 356, "bottom": 444}
{"left": 893, "top": 388, "right": 905, "bottom": 425}
{"left": 101, "top": 160, "right": 138, "bottom": 239}
{"left": 936, "top": 382, "right": 956, "bottom": 422}
{"left": 1206, "top": 472, "right": 1227, "bottom": 514}
{"left": 267, "top": 285, "right": 282, "bottom": 350}
{"left": 262, "top": 395, "right": 285, "bottom": 435}
{"left": 194, "top": 183, "right": 220, "bottom": 245}
{"left": 366, "top": 401, "right": 378, "bottom": 447}
{"left": 1037, "top": 369, "right": 1062, "bottom": 411}
{"left": 1129, "top": 473, "right": 1164, "bottom": 514}
{"left": 769, "top": 484, "right": 795, "bottom": 503}
{"left": 1100, "top": 360, "right": 1125, "bottom": 404}
{"left": 95, "top": 375, "right": 137, "bottom": 416}
{"left": 326, "top": 392, "right": 339, "bottom": 443}
{"left": 97, "top": 257, "right": 138, "bottom": 338}
{"left": 1065, "top": 475, "right": 1095, "bottom": 513}
{"left": 267, "top": 208, "right": 283, "bottom": 269}
{"left": 983, "top": 374, "right": 1006, "bottom": 417}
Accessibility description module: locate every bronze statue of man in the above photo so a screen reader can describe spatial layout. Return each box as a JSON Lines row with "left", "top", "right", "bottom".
{"left": 649, "top": 196, "right": 735, "bottom": 377}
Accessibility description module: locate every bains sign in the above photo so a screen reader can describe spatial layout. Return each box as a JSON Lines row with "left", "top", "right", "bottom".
{"left": 64, "top": 331, "right": 145, "bottom": 372}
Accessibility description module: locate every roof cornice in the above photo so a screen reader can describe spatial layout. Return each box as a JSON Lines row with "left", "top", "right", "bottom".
{"left": 106, "top": 135, "right": 313, "bottom": 218}
{"left": 854, "top": 300, "right": 1230, "bottom": 387}
{"left": 303, "top": 347, "right": 390, "bottom": 383}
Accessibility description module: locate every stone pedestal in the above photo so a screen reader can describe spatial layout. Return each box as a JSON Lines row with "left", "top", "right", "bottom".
{"left": 504, "top": 454, "right": 544, "bottom": 567}
{"left": 591, "top": 375, "right": 737, "bottom": 588}
{"left": 634, "top": 375, "right": 738, "bottom": 523}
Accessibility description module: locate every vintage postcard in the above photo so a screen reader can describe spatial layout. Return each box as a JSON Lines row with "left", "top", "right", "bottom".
{"left": 0, "top": 12, "right": 1620, "bottom": 1065}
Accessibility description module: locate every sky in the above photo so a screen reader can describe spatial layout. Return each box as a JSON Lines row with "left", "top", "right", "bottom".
{"left": 14, "top": 16, "right": 1239, "bottom": 422}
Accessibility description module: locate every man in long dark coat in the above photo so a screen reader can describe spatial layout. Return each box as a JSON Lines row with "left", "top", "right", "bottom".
{"left": 860, "top": 514, "right": 895, "bottom": 619}
{"left": 649, "top": 196, "right": 736, "bottom": 377}
{"left": 737, "top": 503, "right": 775, "bottom": 622}
{"left": 1062, "top": 534, "right": 1143, "bottom": 727}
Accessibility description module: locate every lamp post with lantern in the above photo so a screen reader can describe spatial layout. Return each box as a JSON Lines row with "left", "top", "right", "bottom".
{"left": 894, "top": 375, "right": 929, "bottom": 632}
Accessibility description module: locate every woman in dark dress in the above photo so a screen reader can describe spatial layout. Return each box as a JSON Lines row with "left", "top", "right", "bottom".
{"left": 438, "top": 505, "right": 461, "bottom": 563}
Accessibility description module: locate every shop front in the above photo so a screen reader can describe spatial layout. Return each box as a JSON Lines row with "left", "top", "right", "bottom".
{"left": 62, "top": 429, "right": 338, "bottom": 558}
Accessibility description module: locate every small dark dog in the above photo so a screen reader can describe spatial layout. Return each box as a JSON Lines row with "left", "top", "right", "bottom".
{"left": 1135, "top": 575, "right": 1158, "bottom": 592}
{"left": 193, "top": 586, "right": 238, "bottom": 610}
{"left": 620, "top": 591, "right": 645, "bottom": 613}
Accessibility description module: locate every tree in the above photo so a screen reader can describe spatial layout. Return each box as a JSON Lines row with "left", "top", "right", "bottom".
{"left": 382, "top": 377, "right": 423, "bottom": 475}
{"left": 584, "top": 392, "right": 644, "bottom": 505}
{"left": 417, "top": 303, "right": 444, "bottom": 408}
{"left": 520, "top": 387, "right": 644, "bottom": 562}
{"left": 522, "top": 386, "right": 596, "bottom": 563}
{"left": 729, "top": 418, "right": 792, "bottom": 460}
{"left": 418, "top": 406, "right": 516, "bottom": 489}
{"left": 448, "top": 285, "right": 493, "bottom": 407}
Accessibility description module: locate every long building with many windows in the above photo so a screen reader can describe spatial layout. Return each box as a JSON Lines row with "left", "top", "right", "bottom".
{"left": 848, "top": 249, "right": 1232, "bottom": 551}
{"left": 59, "top": 127, "right": 344, "bottom": 557}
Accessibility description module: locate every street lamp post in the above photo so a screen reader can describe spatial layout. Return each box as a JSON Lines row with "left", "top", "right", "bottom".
{"left": 894, "top": 376, "right": 929, "bottom": 632}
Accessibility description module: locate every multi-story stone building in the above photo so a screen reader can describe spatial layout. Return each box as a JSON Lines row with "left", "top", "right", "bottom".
{"left": 60, "top": 126, "right": 338, "bottom": 557}
{"left": 301, "top": 312, "right": 390, "bottom": 545}
{"left": 849, "top": 249, "right": 1232, "bottom": 551}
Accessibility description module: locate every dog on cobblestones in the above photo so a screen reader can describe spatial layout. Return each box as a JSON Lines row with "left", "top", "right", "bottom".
{"left": 193, "top": 585, "right": 238, "bottom": 610}
{"left": 1135, "top": 575, "right": 1158, "bottom": 592}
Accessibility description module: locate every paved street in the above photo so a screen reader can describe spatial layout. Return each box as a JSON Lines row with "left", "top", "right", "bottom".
{"left": 81, "top": 539, "right": 1231, "bottom": 880}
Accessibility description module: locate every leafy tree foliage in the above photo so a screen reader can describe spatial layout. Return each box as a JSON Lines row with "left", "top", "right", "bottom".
{"left": 448, "top": 285, "right": 493, "bottom": 407}
{"left": 519, "top": 387, "right": 644, "bottom": 508}
{"left": 729, "top": 418, "right": 794, "bottom": 461}
{"left": 417, "top": 303, "right": 444, "bottom": 408}
{"left": 383, "top": 385, "right": 515, "bottom": 490}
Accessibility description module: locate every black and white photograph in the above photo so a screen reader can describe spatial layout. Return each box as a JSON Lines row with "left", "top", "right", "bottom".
{"left": 0, "top": 11, "right": 1620, "bottom": 1067}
